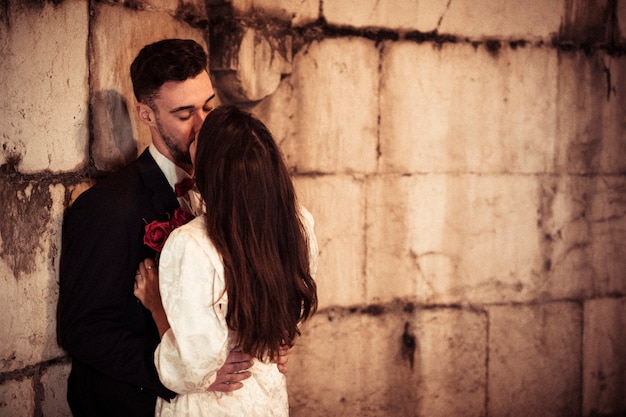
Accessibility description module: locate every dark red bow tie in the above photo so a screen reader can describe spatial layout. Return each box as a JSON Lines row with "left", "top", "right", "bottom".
{"left": 175, "top": 177, "right": 195, "bottom": 197}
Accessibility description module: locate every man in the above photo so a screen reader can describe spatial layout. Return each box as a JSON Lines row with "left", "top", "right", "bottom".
{"left": 58, "top": 39, "right": 257, "bottom": 416}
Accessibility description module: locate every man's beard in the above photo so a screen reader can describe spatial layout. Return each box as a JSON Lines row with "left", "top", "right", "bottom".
{"left": 157, "top": 120, "right": 192, "bottom": 166}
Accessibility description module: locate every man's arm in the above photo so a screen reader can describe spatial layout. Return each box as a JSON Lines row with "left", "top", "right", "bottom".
{"left": 58, "top": 194, "right": 173, "bottom": 399}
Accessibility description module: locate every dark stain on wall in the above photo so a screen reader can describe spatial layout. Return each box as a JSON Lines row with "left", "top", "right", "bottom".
{"left": 0, "top": 0, "right": 8, "bottom": 27}
{"left": 207, "top": 3, "right": 247, "bottom": 70}
{"left": 175, "top": 2, "right": 208, "bottom": 30}
{"left": 1, "top": 0, "right": 64, "bottom": 29}
{"left": 536, "top": 179, "right": 559, "bottom": 287}
{"left": 122, "top": 0, "right": 144, "bottom": 11}
{"left": 0, "top": 178, "right": 53, "bottom": 279}
{"left": 401, "top": 322, "right": 416, "bottom": 369}
{"left": 557, "top": 50, "right": 612, "bottom": 173}
{"left": 362, "top": 304, "right": 384, "bottom": 316}
{"left": 405, "top": 30, "right": 458, "bottom": 46}
{"left": 0, "top": 357, "right": 70, "bottom": 414}
{"left": 558, "top": 0, "right": 621, "bottom": 51}
{"left": 1, "top": 149, "right": 22, "bottom": 174}
{"left": 485, "top": 39, "right": 502, "bottom": 56}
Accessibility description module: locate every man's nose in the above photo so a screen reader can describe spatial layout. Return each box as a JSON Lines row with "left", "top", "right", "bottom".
{"left": 192, "top": 112, "right": 205, "bottom": 132}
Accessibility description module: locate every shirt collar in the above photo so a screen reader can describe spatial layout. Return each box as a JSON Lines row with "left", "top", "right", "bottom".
{"left": 148, "top": 144, "right": 191, "bottom": 193}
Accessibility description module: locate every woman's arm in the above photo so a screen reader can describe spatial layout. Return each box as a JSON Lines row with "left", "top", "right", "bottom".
{"left": 135, "top": 259, "right": 170, "bottom": 339}
{"left": 135, "top": 225, "right": 253, "bottom": 393}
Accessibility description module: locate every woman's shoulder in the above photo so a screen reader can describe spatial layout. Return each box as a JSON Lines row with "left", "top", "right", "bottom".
{"left": 169, "top": 215, "right": 206, "bottom": 239}
{"left": 164, "top": 215, "right": 222, "bottom": 267}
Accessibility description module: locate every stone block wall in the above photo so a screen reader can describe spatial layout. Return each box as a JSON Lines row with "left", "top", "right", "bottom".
{"left": 1, "top": 0, "right": 624, "bottom": 416}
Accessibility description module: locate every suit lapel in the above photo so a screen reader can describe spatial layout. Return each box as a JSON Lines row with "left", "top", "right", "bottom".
{"left": 136, "top": 149, "right": 179, "bottom": 217}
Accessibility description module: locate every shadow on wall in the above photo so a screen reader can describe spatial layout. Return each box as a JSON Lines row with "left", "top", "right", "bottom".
{"left": 92, "top": 89, "right": 137, "bottom": 172}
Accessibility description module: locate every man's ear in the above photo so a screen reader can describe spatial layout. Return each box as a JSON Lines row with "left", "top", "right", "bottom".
{"left": 136, "top": 102, "right": 156, "bottom": 127}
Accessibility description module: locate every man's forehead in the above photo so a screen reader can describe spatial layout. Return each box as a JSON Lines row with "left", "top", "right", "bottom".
{"left": 155, "top": 75, "right": 215, "bottom": 111}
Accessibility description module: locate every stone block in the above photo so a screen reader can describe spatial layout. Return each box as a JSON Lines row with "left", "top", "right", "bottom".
{"left": 249, "top": 74, "right": 297, "bottom": 156}
{"left": 287, "top": 38, "right": 379, "bottom": 174}
{"left": 293, "top": 176, "right": 366, "bottom": 308}
{"left": 410, "top": 307, "right": 487, "bottom": 417}
{"left": 41, "top": 362, "right": 72, "bottom": 417}
{"left": 369, "top": 172, "right": 625, "bottom": 305}
{"left": 535, "top": 174, "right": 626, "bottom": 298}
{"left": 439, "top": 1, "right": 564, "bottom": 40}
{"left": 380, "top": 41, "right": 558, "bottom": 174}
{"left": 0, "top": 0, "right": 89, "bottom": 174}
{"left": 288, "top": 310, "right": 415, "bottom": 417}
{"left": 211, "top": 27, "right": 290, "bottom": 103}
{"left": 585, "top": 176, "right": 626, "bottom": 296}
{"left": 534, "top": 176, "right": 596, "bottom": 299}
{"left": 556, "top": 51, "right": 626, "bottom": 175}
{"left": 0, "top": 377, "right": 34, "bottom": 416}
{"left": 583, "top": 297, "right": 626, "bottom": 416}
{"left": 289, "top": 305, "right": 486, "bottom": 417}
{"left": 0, "top": 183, "right": 66, "bottom": 372}
{"left": 488, "top": 302, "right": 581, "bottom": 417}
{"left": 587, "top": 177, "right": 626, "bottom": 295}
{"left": 90, "top": 2, "right": 208, "bottom": 172}
{"left": 324, "top": 0, "right": 450, "bottom": 32}
{"left": 366, "top": 174, "right": 556, "bottom": 305}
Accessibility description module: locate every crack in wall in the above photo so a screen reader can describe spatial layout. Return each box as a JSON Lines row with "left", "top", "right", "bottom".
{"left": 436, "top": 0, "right": 453, "bottom": 31}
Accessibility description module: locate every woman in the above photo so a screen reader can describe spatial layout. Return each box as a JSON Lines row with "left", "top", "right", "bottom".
{"left": 135, "top": 105, "right": 318, "bottom": 416}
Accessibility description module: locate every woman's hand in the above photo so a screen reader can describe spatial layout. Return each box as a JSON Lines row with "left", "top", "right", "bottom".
{"left": 134, "top": 259, "right": 160, "bottom": 311}
{"left": 134, "top": 259, "right": 170, "bottom": 338}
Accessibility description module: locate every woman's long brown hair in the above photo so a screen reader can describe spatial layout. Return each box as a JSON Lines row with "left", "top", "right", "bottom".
{"left": 195, "top": 105, "right": 318, "bottom": 361}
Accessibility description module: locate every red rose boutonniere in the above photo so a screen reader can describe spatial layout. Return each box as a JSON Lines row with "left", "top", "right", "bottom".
{"left": 143, "top": 207, "right": 195, "bottom": 252}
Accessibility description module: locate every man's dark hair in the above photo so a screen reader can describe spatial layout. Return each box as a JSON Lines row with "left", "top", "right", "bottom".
{"left": 130, "top": 38, "right": 208, "bottom": 103}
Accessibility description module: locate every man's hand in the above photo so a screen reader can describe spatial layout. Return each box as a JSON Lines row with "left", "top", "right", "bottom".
{"left": 208, "top": 351, "right": 253, "bottom": 392}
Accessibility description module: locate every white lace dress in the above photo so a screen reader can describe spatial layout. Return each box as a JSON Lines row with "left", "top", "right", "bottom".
{"left": 154, "top": 208, "right": 318, "bottom": 417}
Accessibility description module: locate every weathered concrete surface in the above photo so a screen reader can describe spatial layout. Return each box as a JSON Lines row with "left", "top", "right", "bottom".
{"left": 294, "top": 176, "right": 366, "bottom": 308}
{"left": 288, "top": 304, "right": 487, "bottom": 417}
{"left": 380, "top": 42, "right": 558, "bottom": 174}
{"left": 1, "top": 0, "right": 625, "bottom": 416}
{"left": 583, "top": 298, "right": 626, "bottom": 416}
{"left": 323, "top": 0, "right": 565, "bottom": 38}
{"left": 0, "top": 181, "right": 66, "bottom": 373}
{"left": 40, "top": 362, "right": 72, "bottom": 417}
{"left": 366, "top": 174, "right": 553, "bottom": 304}
{"left": 439, "top": 1, "right": 565, "bottom": 40}
{"left": 325, "top": 0, "right": 451, "bottom": 32}
{"left": 488, "top": 302, "right": 582, "bottom": 417}
{"left": 556, "top": 51, "right": 626, "bottom": 174}
{"left": 366, "top": 173, "right": 626, "bottom": 306}
{"left": 285, "top": 38, "right": 380, "bottom": 174}
{"left": 0, "top": 377, "right": 34, "bottom": 416}
{"left": 0, "top": 0, "right": 89, "bottom": 174}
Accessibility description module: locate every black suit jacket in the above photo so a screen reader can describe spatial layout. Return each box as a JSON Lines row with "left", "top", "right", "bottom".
{"left": 58, "top": 149, "right": 177, "bottom": 417}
